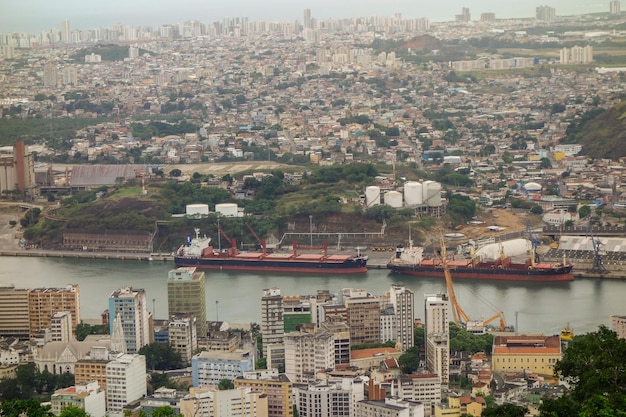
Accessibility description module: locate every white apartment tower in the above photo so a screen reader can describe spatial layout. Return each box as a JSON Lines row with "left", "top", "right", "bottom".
{"left": 43, "top": 63, "right": 57, "bottom": 87}
{"left": 108, "top": 287, "right": 151, "bottom": 354}
{"left": 425, "top": 294, "right": 450, "bottom": 387}
{"left": 610, "top": 0, "right": 621, "bottom": 14}
{"left": 169, "top": 314, "right": 197, "bottom": 364}
{"left": 261, "top": 287, "right": 284, "bottom": 367}
{"left": 284, "top": 327, "right": 334, "bottom": 384}
{"left": 560, "top": 45, "right": 593, "bottom": 64}
{"left": 50, "top": 311, "right": 72, "bottom": 342}
{"left": 105, "top": 354, "right": 147, "bottom": 417}
{"left": 536, "top": 5, "right": 556, "bottom": 21}
{"left": 388, "top": 284, "right": 415, "bottom": 352}
{"left": 295, "top": 379, "right": 365, "bottom": 417}
{"left": 61, "top": 20, "right": 71, "bottom": 43}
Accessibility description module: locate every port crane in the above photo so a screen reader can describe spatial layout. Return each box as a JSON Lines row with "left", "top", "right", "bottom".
{"left": 217, "top": 225, "right": 236, "bottom": 251}
{"left": 439, "top": 236, "right": 509, "bottom": 332}
{"left": 587, "top": 216, "right": 607, "bottom": 274}
{"left": 526, "top": 220, "right": 541, "bottom": 267}
{"left": 245, "top": 223, "right": 267, "bottom": 255}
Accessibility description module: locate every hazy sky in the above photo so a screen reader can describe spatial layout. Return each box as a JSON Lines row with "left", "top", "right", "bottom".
{"left": 0, "top": 0, "right": 609, "bottom": 33}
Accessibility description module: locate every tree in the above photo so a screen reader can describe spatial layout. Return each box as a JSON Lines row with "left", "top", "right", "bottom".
{"left": 59, "top": 406, "right": 90, "bottom": 417}
{"left": 398, "top": 346, "right": 421, "bottom": 374}
{"left": 138, "top": 343, "right": 184, "bottom": 370}
{"left": 218, "top": 379, "right": 234, "bottom": 390}
{"left": 539, "top": 157, "right": 552, "bottom": 169}
{"left": 578, "top": 205, "right": 592, "bottom": 219}
{"left": 482, "top": 403, "right": 528, "bottom": 417}
{"left": 0, "top": 399, "right": 54, "bottom": 417}
{"left": 530, "top": 204, "right": 543, "bottom": 215}
{"left": 151, "top": 406, "right": 180, "bottom": 417}
{"left": 554, "top": 326, "right": 626, "bottom": 405}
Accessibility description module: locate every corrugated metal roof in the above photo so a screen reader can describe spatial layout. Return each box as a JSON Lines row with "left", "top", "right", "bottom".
{"left": 70, "top": 164, "right": 148, "bottom": 186}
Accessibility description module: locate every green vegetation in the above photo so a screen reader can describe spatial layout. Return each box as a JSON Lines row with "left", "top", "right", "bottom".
{"left": 130, "top": 120, "right": 198, "bottom": 140}
{"left": 218, "top": 379, "right": 235, "bottom": 390}
{"left": 0, "top": 117, "right": 111, "bottom": 146}
{"left": 0, "top": 399, "right": 53, "bottom": 417}
{"left": 449, "top": 323, "right": 493, "bottom": 353}
{"left": 75, "top": 321, "right": 109, "bottom": 341}
{"left": 138, "top": 343, "right": 184, "bottom": 370}
{"left": 0, "top": 363, "right": 74, "bottom": 401}
{"left": 351, "top": 341, "right": 396, "bottom": 350}
{"left": 71, "top": 44, "right": 151, "bottom": 62}
{"left": 284, "top": 313, "right": 312, "bottom": 333}
{"left": 446, "top": 194, "right": 477, "bottom": 225}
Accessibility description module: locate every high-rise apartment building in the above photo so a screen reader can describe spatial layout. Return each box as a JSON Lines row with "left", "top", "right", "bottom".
{"left": 43, "top": 63, "right": 57, "bottom": 87}
{"left": 455, "top": 7, "right": 471, "bottom": 22}
{"left": 387, "top": 284, "right": 414, "bottom": 352}
{"left": 62, "top": 66, "right": 77, "bottom": 86}
{"left": 560, "top": 45, "right": 593, "bottom": 64}
{"left": 261, "top": 287, "right": 284, "bottom": 367}
{"left": 109, "top": 287, "right": 150, "bottom": 354}
{"left": 295, "top": 379, "right": 364, "bottom": 417}
{"left": 284, "top": 327, "right": 334, "bottom": 384}
{"left": 425, "top": 294, "right": 450, "bottom": 387}
{"left": 480, "top": 12, "right": 496, "bottom": 21}
{"left": 169, "top": 314, "right": 197, "bottom": 364}
{"left": 344, "top": 289, "right": 380, "bottom": 345}
{"left": 180, "top": 386, "right": 269, "bottom": 417}
{"left": 29, "top": 285, "right": 80, "bottom": 337}
{"left": 105, "top": 353, "right": 147, "bottom": 417}
{"left": 61, "top": 20, "right": 71, "bottom": 43}
{"left": 303, "top": 9, "right": 312, "bottom": 29}
{"left": 192, "top": 349, "right": 255, "bottom": 386}
{"left": 536, "top": 5, "right": 556, "bottom": 21}
{"left": 610, "top": 0, "right": 621, "bottom": 14}
{"left": 0, "top": 286, "right": 30, "bottom": 338}
{"left": 235, "top": 370, "right": 293, "bottom": 417}
{"left": 50, "top": 311, "right": 72, "bottom": 342}
{"left": 167, "top": 267, "right": 207, "bottom": 337}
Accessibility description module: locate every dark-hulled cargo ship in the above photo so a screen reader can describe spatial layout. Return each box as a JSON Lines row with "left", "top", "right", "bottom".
{"left": 387, "top": 242, "right": 573, "bottom": 282}
{"left": 175, "top": 229, "right": 368, "bottom": 274}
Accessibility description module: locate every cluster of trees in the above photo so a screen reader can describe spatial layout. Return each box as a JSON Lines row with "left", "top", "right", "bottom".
{"left": 446, "top": 194, "right": 477, "bottom": 225}
{"left": 0, "top": 363, "right": 74, "bottom": 401}
{"left": 138, "top": 343, "right": 184, "bottom": 370}
{"left": 130, "top": 120, "right": 198, "bottom": 141}
{"left": 308, "top": 163, "right": 378, "bottom": 185}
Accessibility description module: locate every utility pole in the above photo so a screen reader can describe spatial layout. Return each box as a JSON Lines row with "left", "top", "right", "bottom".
{"left": 309, "top": 215, "right": 313, "bottom": 246}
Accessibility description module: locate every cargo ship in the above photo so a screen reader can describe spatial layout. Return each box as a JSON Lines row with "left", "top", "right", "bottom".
{"left": 175, "top": 229, "right": 368, "bottom": 274}
{"left": 387, "top": 240, "right": 573, "bottom": 282}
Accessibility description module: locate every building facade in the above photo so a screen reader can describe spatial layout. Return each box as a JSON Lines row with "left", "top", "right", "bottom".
{"left": 50, "top": 381, "right": 106, "bottom": 417}
{"left": 192, "top": 349, "right": 255, "bottom": 386}
{"left": 169, "top": 315, "right": 197, "bottom": 364}
{"left": 167, "top": 267, "right": 207, "bottom": 337}
{"left": 108, "top": 287, "right": 150, "bottom": 354}
{"left": 105, "top": 354, "right": 147, "bottom": 417}
{"left": 235, "top": 370, "right": 293, "bottom": 417}
{"left": 261, "top": 288, "right": 284, "bottom": 368}
{"left": 0, "top": 286, "right": 30, "bottom": 338}
{"left": 284, "top": 327, "right": 334, "bottom": 384}
{"left": 180, "top": 386, "right": 269, "bottom": 417}
{"left": 28, "top": 285, "right": 80, "bottom": 338}
{"left": 425, "top": 294, "right": 450, "bottom": 387}
{"left": 491, "top": 335, "right": 561, "bottom": 376}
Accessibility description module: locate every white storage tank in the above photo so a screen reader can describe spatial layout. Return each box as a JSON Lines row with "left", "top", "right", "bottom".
{"left": 424, "top": 181, "right": 442, "bottom": 206}
{"left": 215, "top": 203, "right": 238, "bottom": 217}
{"left": 385, "top": 191, "right": 403, "bottom": 208}
{"left": 365, "top": 186, "right": 381, "bottom": 207}
{"left": 186, "top": 203, "right": 209, "bottom": 217}
{"left": 404, "top": 181, "right": 423, "bottom": 206}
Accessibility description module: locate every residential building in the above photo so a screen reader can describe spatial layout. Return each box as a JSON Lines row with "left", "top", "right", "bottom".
{"left": 357, "top": 398, "right": 425, "bottom": 417}
{"left": 434, "top": 396, "right": 485, "bottom": 417}
{"left": 0, "top": 286, "right": 30, "bottom": 338}
{"left": 344, "top": 289, "right": 380, "bottom": 345}
{"left": 74, "top": 347, "right": 114, "bottom": 395}
{"left": 610, "top": 0, "right": 621, "bottom": 15}
{"left": 235, "top": 370, "right": 293, "bottom": 417}
{"left": 180, "top": 386, "right": 268, "bottom": 417}
{"left": 109, "top": 287, "right": 150, "bottom": 354}
{"left": 169, "top": 314, "right": 197, "bottom": 364}
{"left": 43, "top": 63, "right": 57, "bottom": 87}
{"left": 261, "top": 288, "right": 284, "bottom": 369}
{"left": 536, "top": 5, "right": 556, "bottom": 21}
{"left": 395, "top": 373, "right": 441, "bottom": 416}
{"left": 167, "top": 267, "right": 207, "bottom": 337}
{"left": 192, "top": 349, "right": 255, "bottom": 386}
{"left": 28, "top": 285, "right": 80, "bottom": 338}
{"left": 387, "top": 284, "right": 415, "bottom": 352}
{"left": 50, "top": 381, "right": 106, "bottom": 417}
{"left": 560, "top": 45, "right": 593, "bottom": 64}
{"left": 295, "top": 379, "right": 365, "bottom": 417}
{"left": 140, "top": 387, "right": 184, "bottom": 416}
{"left": 284, "top": 326, "right": 334, "bottom": 384}
{"left": 491, "top": 335, "right": 561, "bottom": 376}
{"left": 425, "top": 294, "right": 450, "bottom": 387}
{"left": 50, "top": 311, "right": 72, "bottom": 342}
{"left": 320, "top": 322, "right": 351, "bottom": 365}
{"left": 105, "top": 353, "right": 147, "bottom": 417}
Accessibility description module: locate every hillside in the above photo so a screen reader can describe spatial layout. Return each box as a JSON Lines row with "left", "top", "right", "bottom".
{"left": 576, "top": 100, "right": 626, "bottom": 159}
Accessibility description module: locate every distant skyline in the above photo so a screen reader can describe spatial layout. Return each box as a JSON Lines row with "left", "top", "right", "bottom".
{"left": 0, "top": 0, "right": 611, "bottom": 34}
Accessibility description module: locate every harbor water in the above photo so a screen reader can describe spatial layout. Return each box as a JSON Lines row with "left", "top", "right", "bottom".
{"left": 1, "top": 256, "right": 624, "bottom": 336}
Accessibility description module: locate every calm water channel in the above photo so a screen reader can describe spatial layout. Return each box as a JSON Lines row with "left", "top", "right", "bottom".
{"left": 1, "top": 256, "right": 624, "bottom": 336}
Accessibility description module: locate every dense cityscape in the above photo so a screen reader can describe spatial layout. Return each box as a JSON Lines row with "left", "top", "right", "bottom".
{"left": 2, "top": 2, "right": 626, "bottom": 417}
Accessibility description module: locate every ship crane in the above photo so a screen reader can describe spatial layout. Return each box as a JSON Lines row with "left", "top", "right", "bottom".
{"left": 439, "top": 236, "right": 472, "bottom": 325}
{"left": 217, "top": 225, "right": 237, "bottom": 250}
{"left": 246, "top": 223, "right": 267, "bottom": 255}
{"left": 439, "top": 235, "right": 509, "bottom": 332}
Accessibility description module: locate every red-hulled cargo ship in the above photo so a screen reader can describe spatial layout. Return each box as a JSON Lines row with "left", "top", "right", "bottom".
{"left": 387, "top": 242, "right": 573, "bottom": 282}
{"left": 175, "top": 229, "right": 368, "bottom": 274}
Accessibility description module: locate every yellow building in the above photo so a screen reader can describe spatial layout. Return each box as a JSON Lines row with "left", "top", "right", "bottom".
{"left": 491, "top": 335, "right": 561, "bottom": 376}
{"left": 0, "top": 286, "right": 30, "bottom": 338}
{"left": 434, "top": 396, "right": 485, "bottom": 417}
{"left": 234, "top": 372, "right": 293, "bottom": 417}
{"left": 28, "top": 285, "right": 80, "bottom": 337}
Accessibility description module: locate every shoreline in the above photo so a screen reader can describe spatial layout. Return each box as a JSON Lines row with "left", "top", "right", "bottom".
{"left": 2, "top": 249, "right": 626, "bottom": 279}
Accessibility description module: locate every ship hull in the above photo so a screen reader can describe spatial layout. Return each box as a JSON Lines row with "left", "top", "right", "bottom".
{"left": 175, "top": 257, "right": 368, "bottom": 274}
{"left": 387, "top": 264, "right": 574, "bottom": 282}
